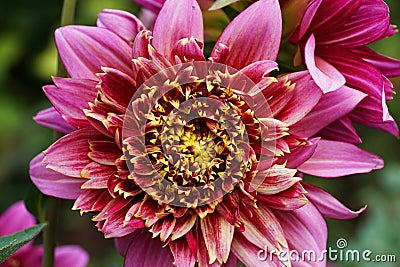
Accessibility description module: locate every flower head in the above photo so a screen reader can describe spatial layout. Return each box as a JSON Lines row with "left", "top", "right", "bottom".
{"left": 289, "top": 0, "right": 400, "bottom": 137}
{"left": 31, "top": 0, "right": 384, "bottom": 266}
{"left": 0, "top": 201, "right": 88, "bottom": 267}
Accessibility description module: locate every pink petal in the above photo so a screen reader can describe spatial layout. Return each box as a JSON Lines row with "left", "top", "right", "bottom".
{"left": 153, "top": 0, "right": 203, "bottom": 61}
{"left": 0, "top": 201, "right": 35, "bottom": 237}
{"left": 43, "top": 78, "right": 98, "bottom": 129}
{"left": 124, "top": 229, "right": 174, "bottom": 267}
{"left": 134, "top": 0, "right": 164, "bottom": 13}
{"left": 54, "top": 245, "right": 89, "bottom": 267}
{"left": 290, "top": 0, "right": 322, "bottom": 42}
{"left": 55, "top": 26, "right": 133, "bottom": 80}
{"left": 30, "top": 153, "right": 84, "bottom": 199}
{"left": 34, "top": 107, "right": 75, "bottom": 134}
{"left": 211, "top": 0, "right": 282, "bottom": 69}
{"left": 274, "top": 202, "right": 327, "bottom": 267}
{"left": 274, "top": 71, "right": 322, "bottom": 125}
{"left": 290, "top": 85, "right": 366, "bottom": 137}
{"left": 170, "top": 238, "right": 196, "bottom": 267}
{"left": 97, "top": 9, "right": 145, "bottom": 43}
{"left": 239, "top": 60, "right": 278, "bottom": 83}
{"left": 15, "top": 247, "right": 43, "bottom": 267}
{"left": 279, "top": 137, "right": 320, "bottom": 168}
{"left": 231, "top": 233, "right": 283, "bottom": 267}
{"left": 304, "top": 35, "right": 345, "bottom": 93}
{"left": 303, "top": 183, "right": 366, "bottom": 219}
{"left": 353, "top": 46, "right": 400, "bottom": 78}
{"left": 317, "top": 116, "right": 362, "bottom": 144}
{"left": 200, "top": 212, "right": 235, "bottom": 264}
{"left": 315, "top": 0, "right": 390, "bottom": 46}
{"left": 43, "top": 129, "right": 104, "bottom": 178}
{"left": 298, "top": 140, "right": 384, "bottom": 177}
{"left": 172, "top": 37, "right": 205, "bottom": 63}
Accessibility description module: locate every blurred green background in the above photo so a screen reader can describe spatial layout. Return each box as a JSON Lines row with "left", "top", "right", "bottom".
{"left": 0, "top": 0, "right": 399, "bottom": 266}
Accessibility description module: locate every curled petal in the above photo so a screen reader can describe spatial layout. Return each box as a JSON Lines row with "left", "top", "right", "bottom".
{"left": 304, "top": 35, "right": 345, "bottom": 93}
{"left": 172, "top": 37, "right": 205, "bottom": 63}
{"left": 303, "top": 183, "right": 366, "bottom": 219}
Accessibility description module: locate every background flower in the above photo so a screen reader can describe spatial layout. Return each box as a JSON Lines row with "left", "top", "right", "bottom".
{"left": 0, "top": 201, "right": 89, "bottom": 267}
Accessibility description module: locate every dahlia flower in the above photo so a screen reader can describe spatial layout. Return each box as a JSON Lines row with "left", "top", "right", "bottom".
{"left": 31, "top": 0, "right": 384, "bottom": 266}
{"left": 289, "top": 0, "right": 400, "bottom": 138}
{"left": 0, "top": 201, "right": 88, "bottom": 267}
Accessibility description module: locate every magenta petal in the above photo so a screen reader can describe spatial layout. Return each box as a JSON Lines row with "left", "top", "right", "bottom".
{"left": 298, "top": 140, "right": 384, "bottom": 178}
{"left": 30, "top": 153, "right": 84, "bottom": 199}
{"left": 54, "top": 245, "right": 89, "bottom": 267}
{"left": 275, "top": 71, "right": 322, "bottom": 125}
{"left": 317, "top": 116, "right": 362, "bottom": 144}
{"left": 304, "top": 35, "right": 345, "bottom": 93}
{"left": 290, "top": 85, "right": 366, "bottom": 137}
{"left": 44, "top": 78, "right": 98, "bottom": 129}
{"left": 34, "top": 107, "right": 75, "bottom": 134}
{"left": 170, "top": 238, "right": 196, "bottom": 267}
{"left": 134, "top": 0, "right": 164, "bottom": 13}
{"left": 0, "top": 201, "right": 35, "bottom": 236}
{"left": 303, "top": 183, "right": 366, "bottom": 219}
{"left": 290, "top": 0, "right": 322, "bottom": 42}
{"left": 239, "top": 60, "right": 278, "bottom": 83}
{"left": 55, "top": 26, "right": 133, "bottom": 79}
{"left": 43, "top": 129, "right": 103, "bottom": 178}
{"left": 316, "top": 0, "right": 390, "bottom": 46}
{"left": 153, "top": 0, "right": 203, "bottom": 61}
{"left": 124, "top": 229, "right": 174, "bottom": 267}
{"left": 211, "top": 0, "right": 282, "bottom": 69}
{"left": 281, "top": 137, "right": 320, "bottom": 168}
{"left": 274, "top": 202, "right": 327, "bottom": 267}
{"left": 97, "top": 9, "right": 145, "bottom": 43}
{"left": 353, "top": 46, "right": 400, "bottom": 78}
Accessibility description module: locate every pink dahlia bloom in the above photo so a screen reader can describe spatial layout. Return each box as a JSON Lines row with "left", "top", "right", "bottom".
{"left": 31, "top": 0, "right": 383, "bottom": 266}
{"left": 0, "top": 201, "right": 89, "bottom": 267}
{"left": 289, "top": 0, "right": 400, "bottom": 138}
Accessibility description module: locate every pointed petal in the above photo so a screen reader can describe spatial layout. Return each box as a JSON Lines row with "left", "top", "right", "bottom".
{"left": 97, "top": 9, "right": 145, "bottom": 43}
{"left": 30, "top": 153, "right": 84, "bottom": 199}
{"left": 279, "top": 137, "right": 320, "bottom": 168}
{"left": 200, "top": 212, "right": 235, "bottom": 264}
{"left": 353, "top": 46, "right": 400, "bottom": 77}
{"left": 290, "top": 85, "right": 366, "bottom": 137}
{"left": 54, "top": 245, "right": 89, "bottom": 267}
{"left": 211, "top": 0, "right": 282, "bottom": 69}
{"left": 274, "top": 202, "right": 327, "bottom": 267}
{"left": 55, "top": 26, "right": 133, "bottom": 79}
{"left": 43, "top": 78, "right": 98, "bottom": 129}
{"left": 153, "top": 0, "right": 203, "bottom": 61}
{"left": 124, "top": 229, "right": 174, "bottom": 267}
{"left": 170, "top": 238, "right": 196, "bottom": 267}
{"left": 304, "top": 35, "right": 345, "bottom": 93}
{"left": 317, "top": 116, "right": 362, "bottom": 144}
{"left": 34, "top": 107, "right": 75, "bottom": 134}
{"left": 298, "top": 140, "right": 384, "bottom": 177}
{"left": 239, "top": 60, "right": 278, "bottom": 83}
{"left": 134, "top": 0, "right": 164, "bottom": 13}
{"left": 231, "top": 233, "right": 284, "bottom": 267}
{"left": 274, "top": 71, "right": 322, "bottom": 125}
{"left": 43, "top": 129, "right": 104, "bottom": 178}
{"left": 303, "top": 183, "right": 366, "bottom": 219}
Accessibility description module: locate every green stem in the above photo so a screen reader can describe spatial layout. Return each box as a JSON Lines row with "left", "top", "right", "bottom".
{"left": 42, "top": 1, "right": 77, "bottom": 267}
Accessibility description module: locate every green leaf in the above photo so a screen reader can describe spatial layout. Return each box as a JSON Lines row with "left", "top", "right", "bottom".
{"left": 0, "top": 223, "right": 46, "bottom": 262}
{"left": 209, "top": 0, "right": 241, "bottom": 10}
